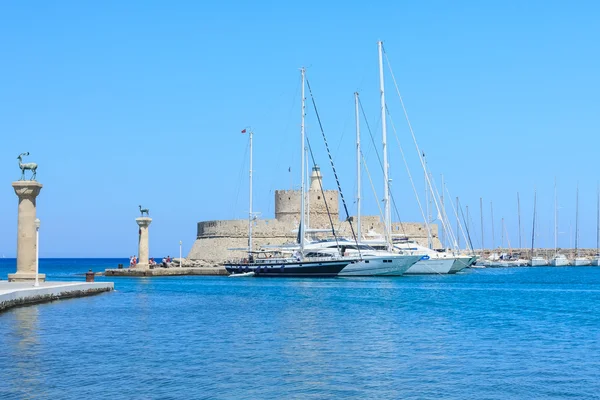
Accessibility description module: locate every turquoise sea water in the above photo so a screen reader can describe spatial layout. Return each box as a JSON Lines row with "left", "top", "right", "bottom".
{"left": 1, "top": 259, "right": 600, "bottom": 399}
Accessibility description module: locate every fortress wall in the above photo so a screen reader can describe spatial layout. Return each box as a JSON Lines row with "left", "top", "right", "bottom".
{"left": 188, "top": 216, "right": 441, "bottom": 263}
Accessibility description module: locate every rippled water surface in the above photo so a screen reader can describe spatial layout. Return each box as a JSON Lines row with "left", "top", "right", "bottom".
{"left": 1, "top": 259, "right": 600, "bottom": 399}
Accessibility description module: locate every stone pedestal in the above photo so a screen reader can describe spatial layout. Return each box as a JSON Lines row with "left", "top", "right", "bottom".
{"left": 135, "top": 217, "right": 152, "bottom": 269}
{"left": 8, "top": 181, "right": 46, "bottom": 282}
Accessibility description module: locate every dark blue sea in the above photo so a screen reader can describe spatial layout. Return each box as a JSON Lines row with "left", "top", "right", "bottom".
{"left": 1, "top": 259, "right": 600, "bottom": 399}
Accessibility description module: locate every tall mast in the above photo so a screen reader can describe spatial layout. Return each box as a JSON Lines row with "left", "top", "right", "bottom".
{"left": 300, "top": 67, "right": 306, "bottom": 254}
{"left": 440, "top": 175, "right": 445, "bottom": 248}
{"left": 575, "top": 183, "right": 579, "bottom": 256}
{"left": 531, "top": 189, "right": 537, "bottom": 259}
{"left": 306, "top": 148, "right": 310, "bottom": 232}
{"left": 466, "top": 205, "right": 470, "bottom": 247}
{"left": 480, "top": 197, "right": 484, "bottom": 253}
{"left": 425, "top": 168, "right": 430, "bottom": 247}
{"left": 517, "top": 192, "right": 522, "bottom": 249}
{"left": 378, "top": 41, "right": 392, "bottom": 250}
{"left": 456, "top": 197, "right": 460, "bottom": 249}
{"left": 490, "top": 201, "right": 496, "bottom": 249}
{"left": 355, "top": 92, "right": 361, "bottom": 241}
{"left": 248, "top": 129, "right": 253, "bottom": 256}
{"left": 501, "top": 217, "right": 505, "bottom": 248}
{"left": 597, "top": 183, "right": 599, "bottom": 256}
{"left": 554, "top": 178, "right": 558, "bottom": 256}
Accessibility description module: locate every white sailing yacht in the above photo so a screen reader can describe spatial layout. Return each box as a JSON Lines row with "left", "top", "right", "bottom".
{"left": 529, "top": 189, "right": 548, "bottom": 266}
{"left": 549, "top": 179, "right": 570, "bottom": 266}
{"left": 572, "top": 184, "right": 591, "bottom": 266}
{"left": 335, "top": 54, "right": 421, "bottom": 276}
{"left": 225, "top": 69, "right": 356, "bottom": 277}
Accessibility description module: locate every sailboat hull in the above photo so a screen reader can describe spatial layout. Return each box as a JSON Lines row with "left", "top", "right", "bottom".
{"left": 549, "top": 257, "right": 570, "bottom": 267}
{"left": 225, "top": 259, "right": 351, "bottom": 277}
{"left": 339, "top": 255, "right": 420, "bottom": 276}
{"left": 530, "top": 258, "right": 548, "bottom": 267}
{"left": 405, "top": 258, "right": 454, "bottom": 275}
{"left": 573, "top": 258, "right": 592, "bottom": 266}
{"left": 449, "top": 256, "right": 475, "bottom": 274}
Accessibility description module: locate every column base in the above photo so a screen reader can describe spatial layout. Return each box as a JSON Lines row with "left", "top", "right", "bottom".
{"left": 8, "top": 272, "right": 47, "bottom": 282}
{"left": 133, "top": 263, "right": 149, "bottom": 270}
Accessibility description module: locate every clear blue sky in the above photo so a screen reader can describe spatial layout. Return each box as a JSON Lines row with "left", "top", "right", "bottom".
{"left": 1, "top": 0, "right": 599, "bottom": 257}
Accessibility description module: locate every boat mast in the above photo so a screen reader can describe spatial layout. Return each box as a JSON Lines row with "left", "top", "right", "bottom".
{"left": 517, "top": 192, "right": 522, "bottom": 250}
{"left": 306, "top": 147, "right": 310, "bottom": 232}
{"left": 456, "top": 197, "right": 460, "bottom": 249}
{"left": 480, "top": 197, "right": 484, "bottom": 254}
{"left": 575, "top": 183, "right": 579, "bottom": 257}
{"left": 248, "top": 128, "right": 253, "bottom": 257}
{"left": 490, "top": 201, "right": 496, "bottom": 250}
{"left": 440, "top": 175, "right": 445, "bottom": 248}
{"left": 531, "top": 189, "right": 537, "bottom": 259}
{"left": 597, "top": 183, "right": 599, "bottom": 256}
{"left": 554, "top": 178, "right": 558, "bottom": 256}
{"left": 300, "top": 67, "right": 306, "bottom": 255}
{"left": 378, "top": 40, "right": 392, "bottom": 250}
{"left": 501, "top": 217, "right": 505, "bottom": 249}
{"left": 355, "top": 92, "right": 361, "bottom": 241}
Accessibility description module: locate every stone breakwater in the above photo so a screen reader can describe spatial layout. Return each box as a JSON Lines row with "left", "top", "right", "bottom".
{"left": 0, "top": 282, "right": 114, "bottom": 313}
{"left": 478, "top": 248, "right": 600, "bottom": 258}
{"left": 104, "top": 266, "right": 227, "bottom": 277}
{"left": 104, "top": 259, "right": 227, "bottom": 276}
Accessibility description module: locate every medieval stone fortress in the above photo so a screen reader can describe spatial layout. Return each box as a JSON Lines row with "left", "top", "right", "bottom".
{"left": 187, "top": 166, "right": 440, "bottom": 264}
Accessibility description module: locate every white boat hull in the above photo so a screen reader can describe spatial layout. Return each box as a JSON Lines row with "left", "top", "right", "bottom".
{"left": 530, "top": 258, "right": 548, "bottom": 266}
{"left": 449, "top": 256, "right": 475, "bottom": 274}
{"left": 573, "top": 258, "right": 592, "bottom": 266}
{"left": 592, "top": 257, "right": 600, "bottom": 266}
{"left": 339, "top": 255, "right": 421, "bottom": 276}
{"left": 549, "top": 257, "right": 570, "bottom": 267}
{"left": 405, "top": 258, "right": 454, "bottom": 275}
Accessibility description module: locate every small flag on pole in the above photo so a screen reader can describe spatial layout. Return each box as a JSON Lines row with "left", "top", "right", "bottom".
{"left": 241, "top": 129, "right": 247, "bottom": 134}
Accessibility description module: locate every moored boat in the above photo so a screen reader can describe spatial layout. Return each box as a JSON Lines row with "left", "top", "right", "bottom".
{"left": 549, "top": 254, "right": 570, "bottom": 266}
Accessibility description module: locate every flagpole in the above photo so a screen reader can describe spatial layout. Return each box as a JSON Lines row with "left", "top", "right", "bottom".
{"left": 248, "top": 128, "right": 253, "bottom": 258}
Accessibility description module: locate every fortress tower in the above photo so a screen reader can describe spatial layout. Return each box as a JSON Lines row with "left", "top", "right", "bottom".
{"left": 274, "top": 166, "right": 338, "bottom": 228}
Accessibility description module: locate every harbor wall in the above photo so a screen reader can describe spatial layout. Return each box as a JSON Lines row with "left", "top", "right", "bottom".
{"left": 188, "top": 201, "right": 440, "bottom": 264}
{"left": 477, "top": 248, "right": 600, "bottom": 259}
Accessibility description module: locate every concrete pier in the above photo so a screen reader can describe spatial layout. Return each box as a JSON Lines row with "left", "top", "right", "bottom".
{"left": 105, "top": 266, "right": 227, "bottom": 276}
{"left": 9, "top": 181, "right": 45, "bottom": 282}
{"left": 135, "top": 217, "right": 152, "bottom": 269}
{"left": 0, "top": 281, "right": 114, "bottom": 313}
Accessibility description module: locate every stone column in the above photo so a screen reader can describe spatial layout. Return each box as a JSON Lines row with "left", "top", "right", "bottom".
{"left": 9, "top": 181, "right": 45, "bottom": 282}
{"left": 135, "top": 217, "right": 152, "bottom": 269}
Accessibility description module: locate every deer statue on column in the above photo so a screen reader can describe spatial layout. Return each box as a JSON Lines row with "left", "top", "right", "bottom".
{"left": 17, "top": 152, "right": 38, "bottom": 181}
{"left": 139, "top": 205, "right": 150, "bottom": 217}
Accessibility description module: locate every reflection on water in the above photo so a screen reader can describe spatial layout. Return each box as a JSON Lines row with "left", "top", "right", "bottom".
{"left": 3, "top": 307, "right": 47, "bottom": 399}
{"left": 1, "top": 261, "right": 600, "bottom": 399}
